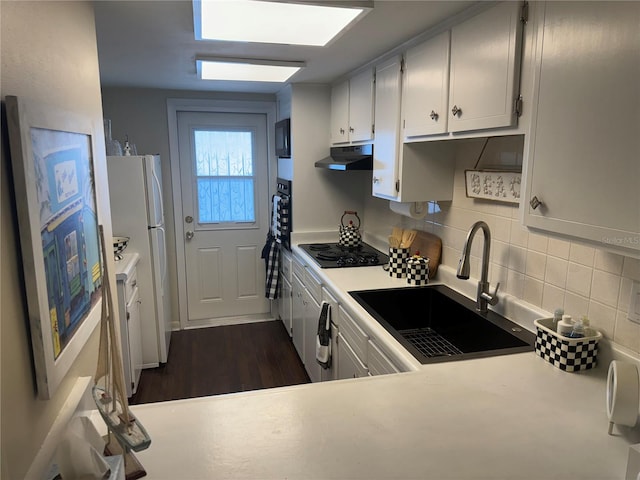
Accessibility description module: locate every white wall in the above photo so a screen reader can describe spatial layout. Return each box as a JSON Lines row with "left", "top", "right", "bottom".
{"left": 289, "top": 84, "right": 369, "bottom": 235}
{"left": 364, "top": 137, "right": 640, "bottom": 355}
{"left": 1, "top": 2, "right": 114, "bottom": 477}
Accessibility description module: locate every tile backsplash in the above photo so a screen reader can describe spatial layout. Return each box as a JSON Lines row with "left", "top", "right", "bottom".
{"left": 370, "top": 137, "right": 640, "bottom": 355}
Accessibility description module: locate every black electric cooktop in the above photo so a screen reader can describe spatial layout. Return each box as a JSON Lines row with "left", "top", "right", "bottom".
{"left": 298, "top": 242, "right": 388, "bottom": 268}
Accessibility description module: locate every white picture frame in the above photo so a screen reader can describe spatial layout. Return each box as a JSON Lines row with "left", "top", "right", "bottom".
{"left": 6, "top": 96, "right": 103, "bottom": 400}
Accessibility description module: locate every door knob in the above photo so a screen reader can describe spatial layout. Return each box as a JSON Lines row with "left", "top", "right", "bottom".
{"left": 185, "top": 215, "right": 193, "bottom": 224}
{"left": 186, "top": 230, "right": 194, "bottom": 240}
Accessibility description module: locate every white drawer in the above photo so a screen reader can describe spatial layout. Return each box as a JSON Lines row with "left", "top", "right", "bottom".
{"left": 367, "top": 339, "right": 401, "bottom": 376}
{"left": 280, "top": 249, "right": 292, "bottom": 283}
{"left": 292, "top": 254, "right": 305, "bottom": 281}
{"left": 338, "top": 306, "right": 368, "bottom": 364}
{"left": 305, "top": 268, "right": 322, "bottom": 304}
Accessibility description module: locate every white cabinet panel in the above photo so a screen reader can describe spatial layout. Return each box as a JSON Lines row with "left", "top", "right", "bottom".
{"left": 522, "top": 1, "right": 640, "bottom": 254}
{"left": 280, "top": 276, "right": 292, "bottom": 336}
{"left": 303, "top": 289, "right": 322, "bottom": 383}
{"left": 372, "top": 56, "right": 402, "bottom": 199}
{"left": 367, "top": 339, "right": 401, "bottom": 376}
{"left": 448, "top": 1, "right": 523, "bottom": 132}
{"left": 330, "top": 69, "right": 375, "bottom": 145}
{"left": 291, "top": 274, "right": 305, "bottom": 359}
{"left": 403, "top": 31, "right": 450, "bottom": 137}
{"left": 337, "top": 333, "right": 368, "bottom": 380}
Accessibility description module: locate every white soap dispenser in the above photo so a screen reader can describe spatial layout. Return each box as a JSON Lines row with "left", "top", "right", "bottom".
{"left": 557, "top": 314, "right": 574, "bottom": 336}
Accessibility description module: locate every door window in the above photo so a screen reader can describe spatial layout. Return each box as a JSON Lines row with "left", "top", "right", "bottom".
{"left": 194, "top": 129, "right": 256, "bottom": 224}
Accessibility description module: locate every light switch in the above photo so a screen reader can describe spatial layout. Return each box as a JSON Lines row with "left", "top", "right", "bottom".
{"left": 628, "top": 281, "right": 640, "bottom": 324}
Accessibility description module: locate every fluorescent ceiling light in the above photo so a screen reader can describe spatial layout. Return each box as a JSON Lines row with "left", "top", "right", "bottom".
{"left": 196, "top": 57, "right": 304, "bottom": 82}
{"left": 194, "top": 0, "right": 367, "bottom": 46}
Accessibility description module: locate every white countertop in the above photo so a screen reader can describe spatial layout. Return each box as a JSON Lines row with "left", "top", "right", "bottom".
{"left": 110, "top": 243, "right": 640, "bottom": 479}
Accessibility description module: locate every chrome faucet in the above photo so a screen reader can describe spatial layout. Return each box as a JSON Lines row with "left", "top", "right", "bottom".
{"left": 456, "top": 221, "right": 500, "bottom": 313}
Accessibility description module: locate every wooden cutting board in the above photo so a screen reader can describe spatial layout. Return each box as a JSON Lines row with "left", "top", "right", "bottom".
{"left": 408, "top": 231, "right": 442, "bottom": 279}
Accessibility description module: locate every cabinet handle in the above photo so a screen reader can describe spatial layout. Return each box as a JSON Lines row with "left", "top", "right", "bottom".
{"left": 373, "top": 176, "right": 380, "bottom": 184}
{"left": 131, "top": 280, "right": 137, "bottom": 288}
{"left": 451, "top": 105, "right": 462, "bottom": 117}
{"left": 349, "top": 126, "right": 354, "bottom": 133}
{"left": 529, "top": 196, "right": 544, "bottom": 210}
{"left": 429, "top": 110, "right": 439, "bottom": 121}
{"left": 339, "top": 128, "right": 345, "bottom": 135}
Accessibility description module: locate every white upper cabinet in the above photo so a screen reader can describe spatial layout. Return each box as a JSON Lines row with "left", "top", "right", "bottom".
{"left": 448, "top": 1, "right": 524, "bottom": 133}
{"left": 522, "top": 1, "right": 640, "bottom": 256}
{"left": 373, "top": 54, "right": 456, "bottom": 202}
{"left": 330, "top": 68, "right": 374, "bottom": 145}
{"left": 372, "top": 56, "right": 402, "bottom": 199}
{"left": 402, "top": 31, "right": 451, "bottom": 138}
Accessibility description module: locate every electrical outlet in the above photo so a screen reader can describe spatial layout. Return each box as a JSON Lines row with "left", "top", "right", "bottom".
{"left": 628, "top": 281, "right": 640, "bottom": 324}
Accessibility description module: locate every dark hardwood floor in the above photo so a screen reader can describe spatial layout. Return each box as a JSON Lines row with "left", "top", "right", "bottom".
{"left": 130, "top": 320, "right": 310, "bottom": 405}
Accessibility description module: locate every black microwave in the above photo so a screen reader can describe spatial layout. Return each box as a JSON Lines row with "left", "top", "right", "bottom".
{"left": 275, "top": 118, "right": 291, "bottom": 158}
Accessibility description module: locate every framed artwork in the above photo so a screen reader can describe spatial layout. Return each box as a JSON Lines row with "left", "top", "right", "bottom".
{"left": 6, "top": 96, "right": 103, "bottom": 400}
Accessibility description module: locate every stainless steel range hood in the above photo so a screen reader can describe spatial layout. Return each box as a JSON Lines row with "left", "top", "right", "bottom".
{"left": 314, "top": 144, "right": 373, "bottom": 171}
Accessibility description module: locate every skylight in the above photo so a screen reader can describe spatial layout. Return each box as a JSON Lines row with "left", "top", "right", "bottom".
{"left": 196, "top": 57, "right": 303, "bottom": 82}
{"left": 193, "top": 0, "right": 366, "bottom": 46}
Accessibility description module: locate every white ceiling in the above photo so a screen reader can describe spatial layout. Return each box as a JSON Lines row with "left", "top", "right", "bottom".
{"left": 94, "top": 0, "right": 477, "bottom": 94}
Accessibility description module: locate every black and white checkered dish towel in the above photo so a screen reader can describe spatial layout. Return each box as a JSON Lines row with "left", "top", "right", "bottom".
{"left": 316, "top": 302, "right": 331, "bottom": 369}
{"left": 261, "top": 232, "right": 280, "bottom": 300}
{"left": 276, "top": 195, "right": 290, "bottom": 246}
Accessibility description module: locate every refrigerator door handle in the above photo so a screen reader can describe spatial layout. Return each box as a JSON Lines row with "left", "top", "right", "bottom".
{"left": 151, "top": 161, "right": 165, "bottom": 221}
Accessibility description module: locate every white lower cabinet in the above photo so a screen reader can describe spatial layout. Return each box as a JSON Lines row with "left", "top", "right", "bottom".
{"left": 303, "top": 288, "right": 322, "bottom": 383}
{"left": 115, "top": 253, "right": 143, "bottom": 398}
{"left": 291, "top": 273, "right": 305, "bottom": 361}
{"left": 367, "top": 339, "right": 401, "bottom": 376}
{"left": 280, "top": 276, "right": 292, "bottom": 336}
{"left": 337, "top": 332, "right": 368, "bottom": 379}
{"left": 320, "top": 287, "right": 340, "bottom": 382}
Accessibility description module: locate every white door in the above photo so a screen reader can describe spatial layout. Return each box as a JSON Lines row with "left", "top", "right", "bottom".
{"left": 177, "top": 111, "right": 270, "bottom": 325}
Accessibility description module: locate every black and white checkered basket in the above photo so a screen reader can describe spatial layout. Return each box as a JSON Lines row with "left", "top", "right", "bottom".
{"left": 534, "top": 318, "right": 602, "bottom": 372}
{"left": 388, "top": 247, "right": 409, "bottom": 278}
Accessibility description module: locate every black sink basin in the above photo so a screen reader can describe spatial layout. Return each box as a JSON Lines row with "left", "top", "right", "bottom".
{"left": 349, "top": 284, "right": 535, "bottom": 364}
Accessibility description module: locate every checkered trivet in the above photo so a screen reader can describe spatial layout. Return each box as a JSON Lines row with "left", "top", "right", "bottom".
{"left": 535, "top": 328, "right": 599, "bottom": 372}
{"left": 389, "top": 247, "right": 409, "bottom": 278}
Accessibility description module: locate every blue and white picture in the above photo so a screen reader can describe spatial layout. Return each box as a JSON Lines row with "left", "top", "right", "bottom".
{"left": 30, "top": 127, "right": 102, "bottom": 359}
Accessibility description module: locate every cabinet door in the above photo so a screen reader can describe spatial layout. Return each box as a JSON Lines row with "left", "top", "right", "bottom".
{"left": 126, "top": 286, "right": 143, "bottom": 396}
{"left": 337, "top": 333, "right": 368, "bottom": 380}
{"left": 280, "top": 276, "right": 292, "bottom": 336}
{"left": 403, "top": 31, "right": 450, "bottom": 137}
{"left": 523, "top": 2, "right": 640, "bottom": 254}
{"left": 448, "top": 2, "right": 523, "bottom": 132}
{"left": 291, "top": 274, "right": 305, "bottom": 359}
{"left": 348, "top": 68, "right": 375, "bottom": 142}
{"left": 330, "top": 80, "right": 350, "bottom": 144}
{"left": 372, "top": 56, "right": 402, "bottom": 199}
{"left": 303, "top": 289, "right": 322, "bottom": 383}
{"left": 367, "top": 339, "right": 401, "bottom": 376}
{"left": 320, "top": 287, "right": 339, "bottom": 382}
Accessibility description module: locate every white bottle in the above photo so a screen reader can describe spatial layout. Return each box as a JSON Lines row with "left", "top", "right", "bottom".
{"left": 557, "top": 314, "right": 574, "bottom": 336}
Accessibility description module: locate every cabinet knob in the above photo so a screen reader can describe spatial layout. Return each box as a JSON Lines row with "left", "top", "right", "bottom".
{"left": 373, "top": 176, "right": 380, "bottom": 184}
{"left": 529, "top": 196, "right": 544, "bottom": 210}
{"left": 451, "top": 105, "right": 462, "bottom": 117}
{"left": 339, "top": 128, "right": 345, "bottom": 135}
{"left": 349, "top": 126, "right": 354, "bottom": 133}
{"left": 429, "top": 110, "right": 439, "bottom": 121}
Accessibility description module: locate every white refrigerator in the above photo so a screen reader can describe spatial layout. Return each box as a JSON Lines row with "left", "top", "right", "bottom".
{"left": 107, "top": 154, "right": 171, "bottom": 367}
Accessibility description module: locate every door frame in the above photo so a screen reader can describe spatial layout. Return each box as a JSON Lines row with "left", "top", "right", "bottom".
{"left": 167, "top": 98, "right": 277, "bottom": 329}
